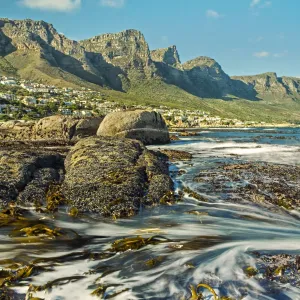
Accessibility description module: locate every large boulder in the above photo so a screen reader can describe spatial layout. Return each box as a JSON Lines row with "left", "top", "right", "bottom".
{"left": 0, "top": 116, "right": 103, "bottom": 141}
{"left": 33, "top": 116, "right": 79, "bottom": 140}
{"left": 0, "top": 120, "right": 35, "bottom": 140}
{"left": 97, "top": 110, "right": 170, "bottom": 145}
{"left": 73, "top": 117, "right": 104, "bottom": 139}
{"left": 62, "top": 136, "right": 173, "bottom": 217}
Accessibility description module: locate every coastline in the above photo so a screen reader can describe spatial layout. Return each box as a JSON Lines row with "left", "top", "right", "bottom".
{"left": 170, "top": 123, "right": 300, "bottom": 131}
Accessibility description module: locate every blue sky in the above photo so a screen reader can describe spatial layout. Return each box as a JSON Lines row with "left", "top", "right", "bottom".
{"left": 1, "top": 0, "right": 299, "bottom": 77}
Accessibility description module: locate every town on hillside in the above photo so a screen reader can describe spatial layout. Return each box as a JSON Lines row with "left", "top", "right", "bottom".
{"left": 0, "top": 76, "right": 263, "bottom": 127}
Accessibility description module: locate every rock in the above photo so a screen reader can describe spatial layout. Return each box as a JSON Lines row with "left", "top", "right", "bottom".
{"left": 177, "top": 131, "right": 199, "bottom": 137}
{"left": 62, "top": 136, "right": 173, "bottom": 217}
{"left": 33, "top": 116, "right": 79, "bottom": 140}
{"left": 1, "top": 17, "right": 300, "bottom": 107}
{"left": 0, "top": 147, "right": 65, "bottom": 207}
{"left": 80, "top": 29, "right": 154, "bottom": 91}
{"left": 159, "top": 149, "right": 193, "bottom": 161}
{"left": 170, "top": 135, "right": 180, "bottom": 141}
{"left": 0, "top": 18, "right": 105, "bottom": 87}
{"left": 17, "top": 168, "right": 62, "bottom": 205}
{"left": 97, "top": 110, "right": 170, "bottom": 145}
{"left": 232, "top": 72, "right": 289, "bottom": 97}
{"left": 73, "top": 117, "right": 104, "bottom": 139}
{"left": 151, "top": 45, "right": 182, "bottom": 69}
{"left": 182, "top": 56, "right": 233, "bottom": 98}
{"left": 0, "top": 120, "right": 35, "bottom": 140}
{"left": 0, "top": 116, "right": 104, "bottom": 142}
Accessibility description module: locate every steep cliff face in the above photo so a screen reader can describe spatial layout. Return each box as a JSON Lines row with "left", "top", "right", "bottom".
{"left": 0, "top": 18, "right": 300, "bottom": 108}
{"left": 232, "top": 73, "right": 286, "bottom": 95}
{"left": 231, "top": 73, "right": 300, "bottom": 101}
{"left": 0, "top": 18, "right": 106, "bottom": 87}
{"left": 182, "top": 56, "right": 233, "bottom": 98}
{"left": 281, "top": 76, "right": 300, "bottom": 94}
{"left": 79, "top": 29, "right": 155, "bottom": 90}
{"left": 0, "top": 19, "right": 79, "bottom": 54}
{"left": 80, "top": 30, "right": 151, "bottom": 70}
{"left": 151, "top": 45, "right": 182, "bottom": 69}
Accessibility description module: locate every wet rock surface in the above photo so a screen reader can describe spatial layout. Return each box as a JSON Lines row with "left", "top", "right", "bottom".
{"left": 159, "top": 149, "right": 193, "bottom": 161}
{"left": 193, "top": 159, "right": 300, "bottom": 212}
{"left": 0, "top": 128, "right": 299, "bottom": 299}
{"left": 249, "top": 252, "right": 300, "bottom": 289}
{"left": 62, "top": 136, "right": 173, "bottom": 217}
{"left": 0, "top": 137, "right": 173, "bottom": 217}
{"left": 0, "top": 152, "right": 65, "bottom": 208}
{"left": 97, "top": 110, "right": 170, "bottom": 145}
{"left": 0, "top": 141, "right": 68, "bottom": 208}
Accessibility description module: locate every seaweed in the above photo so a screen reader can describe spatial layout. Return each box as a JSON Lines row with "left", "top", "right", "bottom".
{"left": 183, "top": 187, "right": 208, "bottom": 202}
{"left": 10, "top": 224, "right": 63, "bottom": 242}
{"left": 185, "top": 210, "right": 208, "bottom": 216}
{"left": 29, "top": 275, "right": 85, "bottom": 292}
{"left": 46, "top": 184, "right": 67, "bottom": 213}
{"left": 0, "top": 206, "right": 30, "bottom": 228}
{"left": 189, "top": 283, "right": 218, "bottom": 300}
{"left": 159, "top": 149, "right": 193, "bottom": 161}
{"left": 244, "top": 266, "right": 258, "bottom": 277}
{"left": 145, "top": 256, "right": 163, "bottom": 268}
{"left": 159, "top": 191, "right": 177, "bottom": 205}
{"left": 0, "top": 265, "right": 36, "bottom": 288}
{"left": 27, "top": 294, "right": 45, "bottom": 300}
{"left": 106, "top": 288, "right": 129, "bottom": 299}
{"left": 68, "top": 207, "right": 79, "bottom": 217}
{"left": 110, "top": 235, "right": 170, "bottom": 252}
{"left": 91, "top": 284, "right": 106, "bottom": 297}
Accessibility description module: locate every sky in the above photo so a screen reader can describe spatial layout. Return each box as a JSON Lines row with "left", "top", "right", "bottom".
{"left": 1, "top": 0, "right": 299, "bottom": 77}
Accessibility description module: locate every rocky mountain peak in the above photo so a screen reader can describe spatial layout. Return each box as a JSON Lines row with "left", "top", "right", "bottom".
{"left": 151, "top": 45, "right": 181, "bottom": 68}
{"left": 232, "top": 72, "right": 289, "bottom": 96}
{"left": 0, "top": 18, "right": 82, "bottom": 56}
{"left": 80, "top": 29, "right": 151, "bottom": 69}
{"left": 1, "top": 18, "right": 300, "bottom": 110}
{"left": 183, "top": 56, "right": 222, "bottom": 71}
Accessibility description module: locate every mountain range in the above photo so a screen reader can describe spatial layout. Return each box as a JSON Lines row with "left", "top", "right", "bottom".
{"left": 1, "top": 18, "right": 300, "bottom": 123}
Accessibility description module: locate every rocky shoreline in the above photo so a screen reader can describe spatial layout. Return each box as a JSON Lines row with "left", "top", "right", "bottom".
{"left": 0, "top": 116, "right": 299, "bottom": 299}
{"left": 0, "top": 111, "right": 174, "bottom": 217}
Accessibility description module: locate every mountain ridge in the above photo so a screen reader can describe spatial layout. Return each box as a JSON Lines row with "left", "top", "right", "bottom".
{"left": 1, "top": 18, "right": 300, "bottom": 122}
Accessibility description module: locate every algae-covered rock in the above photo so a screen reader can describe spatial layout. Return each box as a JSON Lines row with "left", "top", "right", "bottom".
{"left": 0, "top": 142, "right": 65, "bottom": 207}
{"left": 97, "top": 110, "right": 170, "bottom": 145}
{"left": 62, "top": 136, "right": 173, "bottom": 217}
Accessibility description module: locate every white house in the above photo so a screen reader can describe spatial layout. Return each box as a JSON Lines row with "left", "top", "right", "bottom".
{"left": 73, "top": 110, "right": 93, "bottom": 117}
{"left": 22, "top": 96, "right": 37, "bottom": 106}
{"left": 0, "top": 80, "right": 17, "bottom": 86}
{"left": 0, "top": 104, "right": 7, "bottom": 113}
{"left": 0, "top": 93, "right": 15, "bottom": 101}
{"left": 59, "top": 108, "right": 72, "bottom": 115}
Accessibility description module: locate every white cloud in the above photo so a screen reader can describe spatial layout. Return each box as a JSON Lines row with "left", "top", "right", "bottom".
{"left": 273, "top": 51, "right": 288, "bottom": 58}
{"left": 250, "top": 0, "right": 261, "bottom": 8}
{"left": 20, "top": 0, "right": 81, "bottom": 11}
{"left": 260, "top": 1, "right": 272, "bottom": 8}
{"left": 250, "top": 0, "right": 272, "bottom": 9}
{"left": 253, "top": 51, "right": 270, "bottom": 58}
{"left": 100, "top": 0, "right": 125, "bottom": 8}
{"left": 206, "top": 10, "right": 221, "bottom": 19}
